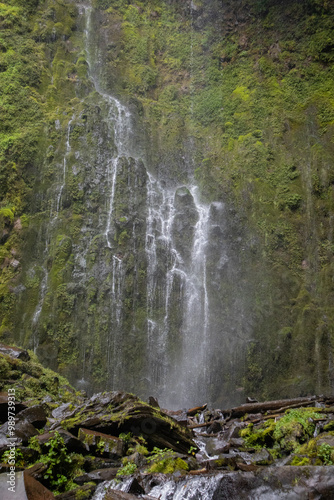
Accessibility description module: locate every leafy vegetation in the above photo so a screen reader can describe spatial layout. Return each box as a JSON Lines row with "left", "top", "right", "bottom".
{"left": 145, "top": 447, "right": 189, "bottom": 474}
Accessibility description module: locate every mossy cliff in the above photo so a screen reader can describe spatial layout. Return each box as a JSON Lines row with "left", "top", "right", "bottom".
{"left": 0, "top": 0, "right": 333, "bottom": 406}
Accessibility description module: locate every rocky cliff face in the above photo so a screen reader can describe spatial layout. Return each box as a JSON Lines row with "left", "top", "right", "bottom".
{"left": 0, "top": 0, "right": 333, "bottom": 408}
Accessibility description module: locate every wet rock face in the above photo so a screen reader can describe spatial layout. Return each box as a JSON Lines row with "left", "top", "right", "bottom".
{"left": 172, "top": 186, "right": 199, "bottom": 265}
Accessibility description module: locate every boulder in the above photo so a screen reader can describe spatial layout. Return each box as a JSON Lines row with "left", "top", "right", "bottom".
{"left": 36, "top": 429, "right": 88, "bottom": 453}
{"left": 16, "top": 404, "right": 49, "bottom": 429}
{"left": 24, "top": 471, "right": 55, "bottom": 500}
{"left": 0, "top": 392, "right": 27, "bottom": 422}
{"left": 51, "top": 391, "right": 196, "bottom": 455}
{"left": 205, "top": 437, "right": 230, "bottom": 456}
{"left": 0, "top": 344, "right": 30, "bottom": 361}
{"left": 24, "top": 462, "right": 48, "bottom": 482}
{"left": 78, "top": 428, "right": 124, "bottom": 457}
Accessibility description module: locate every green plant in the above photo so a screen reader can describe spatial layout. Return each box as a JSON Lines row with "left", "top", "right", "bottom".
{"left": 119, "top": 432, "right": 133, "bottom": 442}
{"left": 28, "top": 435, "right": 41, "bottom": 453}
{"left": 42, "top": 432, "right": 73, "bottom": 491}
{"left": 273, "top": 409, "right": 322, "bottom": 452}
{"left": 318, "top": 443, "right": 334, "bottom": 465}
{"left": 145, "top": 447, "right": 189, "bottom": 474}
{"left": 96, "top": 439, "right": 105, "bottom": 455}
{"left": 1, "top": 447, "right": 25, "bottom": 467}
{"left": 116, "top": 462, "right": 138, "bottom": 476}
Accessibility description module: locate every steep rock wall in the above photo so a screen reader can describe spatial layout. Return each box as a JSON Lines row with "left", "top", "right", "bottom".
{"left": 0, "top": 0, "right": 333, "bottom": 407}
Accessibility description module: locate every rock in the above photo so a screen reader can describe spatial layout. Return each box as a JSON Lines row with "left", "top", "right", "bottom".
{"left": 225, "top": 421, "right": 248, "bottom": 440}
{"left": 83, "top": 455, "right": 121, "bottom": 471}
{"left": 51, "top": 391, "right": 196, "bottom": 455}
{"left": 7, "top": 420, "right": 39, "bottom": 443}
{"left": 0, "top": 393, "right": 27, "bottom": 423}
{"left": 37, "top": 429, "right": 88, "bottom": 453}
{"left": 207, "top": 421, "right": 222, "bottom": 434}
{"left": 104, "top": 491, "right": 139, "bottom": 500}
{"left": 0, "top": 343, "right": 30, "bottom": 361}
{"left": 144, "top": 466, "right": 334, "bottom": 499}
{"left": 205, "top": 437, "right": 230, "bottom": 456}
{"left": 251, "top": 448, "right": 274, "bottom": 465}
{"left": 16, "top": 404, "right": 49, "bottom": 429}
{"left": 24, "top": 462, "right": 48, "bottom": 482}
{"left": 315, "top": 432, "right": 334, "bottom": 448}
{"left": 123, "top": 477, "right": 145, "bottom": 495}
{"left": 73, "top": 467, "right": 119, "bottom": 484}
{"left": 208, "top": 454, "right": 238, "bottom": 469}
{"left": 24, "top": 471, "right": 55, "bottom": 500}
{"left": 78, "top": 428, "right": 124, "bottom": 457}
{"left": 163, "top": 409, "right": 188, "bottom": 426}
{"left": 126, "top": 451, "right": 147, "bottom": 467}
{"left": 237, "top": 463, "right": 259, "bottom": 472}
{"left": 229, "top": 438, "right": 245, "bottom": 448}
{"left": 148, "top": 396, "right": 159, "bottom": 408}
{"left": 51, "top": 402, "right": 77, "bottom": 421}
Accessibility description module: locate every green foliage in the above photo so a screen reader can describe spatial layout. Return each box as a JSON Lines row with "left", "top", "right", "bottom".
{"left": 240, "top": 408, "right": 323, "bottom": 455}
{"left": 118, "top": 432, "right": 133, "bottom": 442}
{"left": 1, "top": 447, "right": 25, "bottom": 467}
{"left": 41, "top": 432, "right": 73, "bottom": 491}
{"left": 145, "top": 447, "right": 189, "bottom": 474}
{"left": 318, "top": 443, "right": 334, "bottom": 465}
{"left": 290, "top": 456, "right": 311, "bottom": 466}
{"left": 273, "top": 409, "right": 321, "bottom": 452}
{"left": 240, "top": 420, "right": 276, "bottom": 449}
{"left": 28, "top": 435, "right": 41, "bottom": 453}
{"left": 116, "top": 462, "right": 137, "bottom": 476}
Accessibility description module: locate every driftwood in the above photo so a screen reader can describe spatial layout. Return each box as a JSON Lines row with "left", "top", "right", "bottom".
{"left": 188, "top": 468, "right": 208, "bottom": 475}
{"left": 187, "top": 404, "right": 207, "bottom": 417}
{"left": 229, "top": 396, "right": 326, "bottom": 418}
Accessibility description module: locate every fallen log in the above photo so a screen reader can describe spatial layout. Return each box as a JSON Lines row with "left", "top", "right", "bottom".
{"left": 188, "top": 468, "right": 208, "bottom": 475}
{"left": 187, "top": 404, "right": 207, "bottom": 417}
{"left": 230, "top": 396, "right": 322, "bottom": 418}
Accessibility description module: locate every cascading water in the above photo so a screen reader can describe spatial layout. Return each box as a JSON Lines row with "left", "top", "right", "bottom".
{"left": 20, "top": 2, "right": 252, "bottom": 410}
{"left": 81, "top": 4, "right": 219, "bottom": 406}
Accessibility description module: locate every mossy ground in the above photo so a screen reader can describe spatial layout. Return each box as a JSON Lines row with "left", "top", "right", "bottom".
{"left": 240, "top": 407, "right": 334, "bottom": 464}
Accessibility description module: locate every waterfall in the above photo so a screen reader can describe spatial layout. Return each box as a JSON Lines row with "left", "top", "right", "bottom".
{"left": 22, "top": 3, "right": 248, "bottom": 410}
{"left": 77, "top": 4, "right": 222, "bottom": 407}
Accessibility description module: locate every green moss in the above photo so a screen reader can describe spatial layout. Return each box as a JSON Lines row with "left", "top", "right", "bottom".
{"left": 290, "top": 456, "right": 311, "bottom": 466}
{"left": 146, "top": 448, "right": 189, "bottom": 474}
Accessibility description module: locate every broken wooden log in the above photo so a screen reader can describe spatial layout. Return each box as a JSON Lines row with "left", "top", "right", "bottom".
{"left": 230, "top": 396, "right": 324, "bottom": 418}
{"left": 187, "top": 404, "right": 207, "bottom": 417}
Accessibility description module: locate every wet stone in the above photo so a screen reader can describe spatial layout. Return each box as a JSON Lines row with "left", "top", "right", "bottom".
{"left": 78, "top": 428, "right": 124, "bottom": 457}
{"left": 37, "top": 429, "right": 88, "bottom": 453}
{"left": 73, "top": 467, "right": 119, "bottom": 484}
{"left": 0, "top": 343, "right": 30, "bottom": 361}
